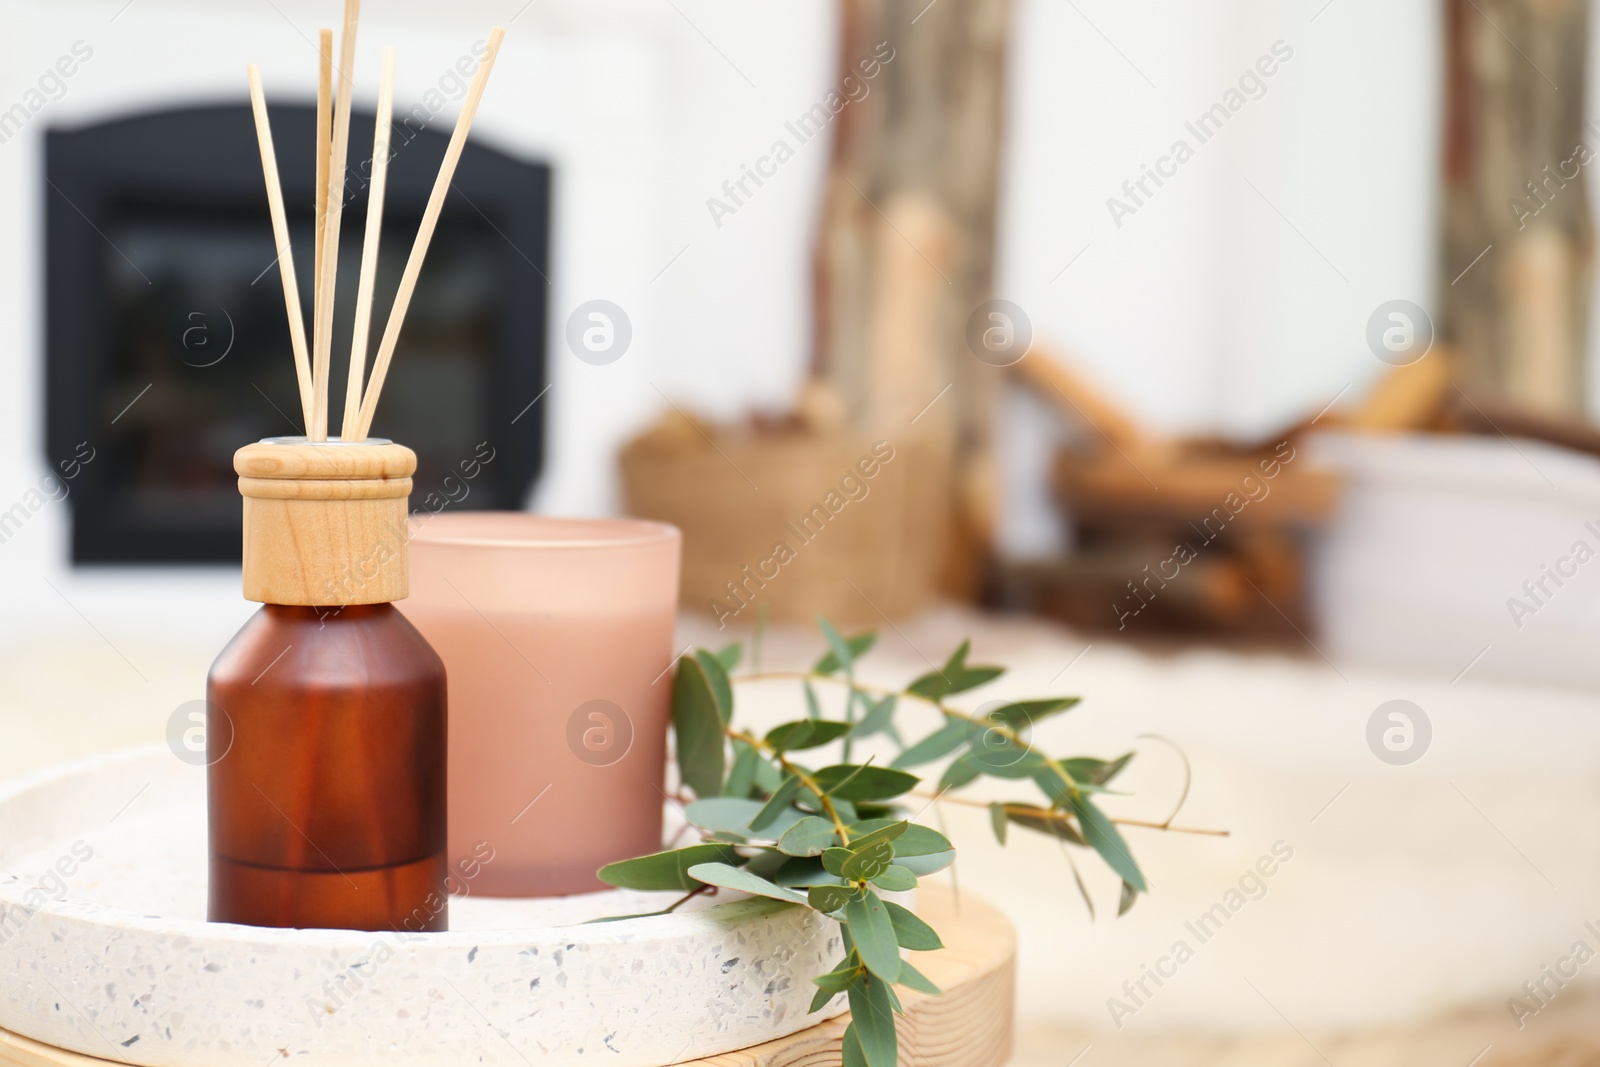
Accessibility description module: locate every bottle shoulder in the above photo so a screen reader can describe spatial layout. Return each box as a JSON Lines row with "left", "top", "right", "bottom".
{"left": 210, "top": 603, "right": 445, "bottom": 688}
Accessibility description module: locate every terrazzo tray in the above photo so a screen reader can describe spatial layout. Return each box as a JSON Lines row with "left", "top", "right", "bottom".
{"left": 0, "top": 746, "right": 854, "bottom": 1067}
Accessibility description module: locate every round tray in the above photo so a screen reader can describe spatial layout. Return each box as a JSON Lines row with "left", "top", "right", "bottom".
{"left": 0, "top": 746, "right": 906, "bottom": 1067}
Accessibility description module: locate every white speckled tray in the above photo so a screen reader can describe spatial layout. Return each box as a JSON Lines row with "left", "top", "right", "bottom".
{"left": 0, "top": 746, "right": 848, "bottom": 1067}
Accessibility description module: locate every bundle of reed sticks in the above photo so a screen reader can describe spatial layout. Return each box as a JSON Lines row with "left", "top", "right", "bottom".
{"left": 246, "top": 1, "right": 504, "bottom": 442}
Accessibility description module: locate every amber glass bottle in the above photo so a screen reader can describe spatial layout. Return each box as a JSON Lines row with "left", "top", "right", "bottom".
{"left": 207, "top": 438, "right": 448, "bottom": 932}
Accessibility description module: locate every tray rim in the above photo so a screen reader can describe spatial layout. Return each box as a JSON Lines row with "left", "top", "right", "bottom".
{"left": 0, "top": 743, "right": 797, "bottom": 949}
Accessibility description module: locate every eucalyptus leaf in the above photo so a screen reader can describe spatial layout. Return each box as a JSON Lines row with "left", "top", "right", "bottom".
{"left": 804, "top": 679, "right": 822, "bottom": 720}
{"left": 846, "top": 979, "right": 900, "bottom": 1067}
{"left": 815, "top": 617, "right": 864, "bottom": 675}
{"left": 723, "top": 742, "right": 761, "bottom": 798}
{"left": 1004, "top": 803, "right": 1087, "bottom": 846}
{"left": 895, "top": 850, "right": 953, "bottom": 876}
{"left": 905, "top": 665, "right": 1003, "bottom": 702}
{"left": 814, "top": 764, "right": 918, "bottom": 801}
{"left": 889, "top": 719, "right": 967, "bottom": 769}
{"left": 1059, "top": 751, "right": 1135, "bottom": 787}
{"left": 895, "top": 958, "right": 940, "bottom": 995}
{"left": 989, "top": 802, "right": 1008, "bottom": 844}
{"left": 883, "top": 900, "right": 943, "bottom": 950}
{"left": 811, "top": 984, "right": 840, "bottom": 1014}
{"left": 684, "top": 797, "right": 765, "bottom": 834}
{"left": 694, "top": 648, "right": 734, "bottom": 724}
{"left": 892, "top": 824, "right": 953, "bottom": 856}
{"left": 808, "top": 884, "right": 855, "bottom": 914}
{"left": 713, "top": 642, "right": 742, "bottom": 672}
{"left": 671, "top": 655, "right": 725, "bottom": 798}
{"left": 869, "top": 865, "right": 917, "bottom": 892}
{"left": 982, "top": 697, "right": 1081, "bottom": 730}
{"left": 844, "top": 891, "right": 901, "bottom": 982}
{"left": 1118, "top": 879, "right": 1139, "bottom": 917}
{"left": 840, "top": 840, "right": 895, "bottom": 881}
{"left": 686, "top": 862, "right": 810, "bottom": 905}
{"left": 778, "top": 816, "right": 838, "bottom": 857}
{"left": 749, "top": 774, "right": 803, "bottom": 832}
{"left": 938, "top": 755, "right": 981, "bottom": 791}
{"left": 774, "top": 856, "right": 846, "bottom": 888}
{"left": 853, "top": 694, "right": 898, "bottom": 739}
{"left": 846, "top": 820, "right": 908, "bottom": 853}
{"left": 766, "top": 719, "right": 852, "bottom": 753}
{"left": 1069, "top": 791, "right": 1147, "bottom": 892}
{"left": 842, "top": 1021, "right": 871, "bottom": 1067}
{"left": 597, "top": 843, "right": 740, "bottom": 892}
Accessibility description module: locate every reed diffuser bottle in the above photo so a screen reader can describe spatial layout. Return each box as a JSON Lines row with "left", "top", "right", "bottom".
{"left": 220, "top": 0, "right": 504, "bottom": 929}
{"left": 208, "top": 439, "right": 447, "bottom": 931}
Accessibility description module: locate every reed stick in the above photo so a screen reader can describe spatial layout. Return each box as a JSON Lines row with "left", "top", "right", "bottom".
{"left": 352, "top": 26, "right": 505, "bottom": 441}
{"left": 342, "top": 46, "right": 396, "bottom": 441}
{"left": 245, "top": 65, "right": 315, "bottom": 430}
{"left": 312, "top": 0, "right": 361, "bottom": 441}
{"left": 314, "top": 28, "right": 332, "bottom": 354}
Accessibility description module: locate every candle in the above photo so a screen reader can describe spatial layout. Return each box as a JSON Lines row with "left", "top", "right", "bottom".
{"left": 402, "top": 513, "right": 681, "bottom": 897}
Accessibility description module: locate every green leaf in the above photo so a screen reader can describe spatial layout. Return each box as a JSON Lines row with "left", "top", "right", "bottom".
{"left": 766, "top": 719, "right": 852, "bottom": 753}
{"left": 713, "top": 642, "right": 742, "bottom": 672}
{"left": 1004, "top": 803, "right": 1086, "bottom": 846}
{"left": 905, "top": 666, "right": 1003, "bottom": 702}
{"left": 989, "top": 802, "right": 1008, "bottom": 844}
{"left": 889, "top": 719, "right": 968, "bottom": 769}
{"left": 938, "top": 755, "right": 981, "bottom": 791}
{"left": 842, "top": 1022, "right": 871, "bottom": 1067}
{"left": 896, "top": 958, "right": 940, "bottom": 995}
{"left": 1118, "top": 879, "right": 1139, "bottom": 917}
{"left": 844, "top": 891, "right": 901, "bottom": 982}
{"left": 895, "top": 850, "right": 953, "bottom": 876}
{"left": 869, "top": 865, "right": 917, "bottom": 892}
{"left": 815, "top": 619, "right": 876, "bottom": 675}
{"left": 686, "top": 862, "right": 810, "bottom": 905}
{"left": 967, "top": 739, "right": 1050, "bottom": 779}
{"left": 804, "top": 680, "right": 822, "bottom": 720}
{"left": 840, "top": 840, "right": 895, "bottom": 881}
{"left": 597, "top": 844, "right": 740, "bottom": 891}
{"left": 1065, "top": 849, "right": 1095, "bottom": 920}
{"left": 1059, "top": 752, "right": 1135, "bottom": 787}
{"left": 694, "top": 648, "right": 735, "bottom": 724}
{"left": 723, "top": 742, "right": 761, "bottom": 798}
{"left": 904, "top": 640, "right": 1004, "bottom": 701}
{"left": 808, "top": 884, "right": 855, "bottom": 914}
{"left": 750, "top": 774, "right": 803, "bottom": 832}
{"left": 671, "top": 656, "right": 725, "bottom": 798}
{"left": 814, "top": 764, "right": 919, "bottom": 801}
{"left": 685, "top": 797, "right": 765, "bottom": 834}
{"left": 846, "top": 979, "right": 898, "bottom": 1067}
{"left": 892, "top": 823, "right": 953, "bottom": 856}
{"left": 846, "top": 820, "right": 908, "bottom": 852}
{"left": 853, "top": 694, "right": 897, "bottom": 738}
{"left": 811, "top": 984, "right": 839, "bottom": 1014}
{"left": 778, "top": 816, "right": 838, "bottom": 857}
{"left": 773, "top": 856, "right": 844, "bottom": 887}
{"left": 982, "top": 697, "right": 1081, "bottom": 730}
{"left": 1069, "top": 791, "right": 1147, "bottom": 892}
{"left": 883, "top": 900, "right": 943, "bottom": 950}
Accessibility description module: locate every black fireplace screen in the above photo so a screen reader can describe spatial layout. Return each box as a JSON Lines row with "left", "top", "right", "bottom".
{"left": 45, "top": 104, "right": 550, "bottom": 564}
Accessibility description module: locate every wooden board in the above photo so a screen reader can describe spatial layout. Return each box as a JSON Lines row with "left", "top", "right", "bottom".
{"left": 0, "top": 886, "right": 1015, "bottom": 1067}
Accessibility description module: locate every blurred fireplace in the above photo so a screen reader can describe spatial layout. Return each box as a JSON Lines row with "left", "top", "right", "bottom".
{"left": 44, "top": 103, "right": 550, "bottom": 564}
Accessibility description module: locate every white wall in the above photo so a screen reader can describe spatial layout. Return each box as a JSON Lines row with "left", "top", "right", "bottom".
{"left": 996, "top": 0, "right": 1442, "bottom": 557}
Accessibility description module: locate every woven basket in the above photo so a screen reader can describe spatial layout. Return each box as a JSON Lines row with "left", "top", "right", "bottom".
{"left": 620, "top": 423, "right": 947, "bottom": 628}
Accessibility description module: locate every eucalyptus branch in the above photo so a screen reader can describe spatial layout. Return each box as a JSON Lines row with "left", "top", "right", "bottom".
{"left": 910, "top": 792, "right": 1229, "bottom": 837}
{"left": 728, "top": 727, "right": 854, "bottom": 844}
{"left": 736, "top": 669, "right": 1082, "bottom": 796}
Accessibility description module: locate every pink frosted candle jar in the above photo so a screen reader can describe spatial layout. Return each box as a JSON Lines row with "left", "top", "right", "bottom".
{"left": 401, "top": 513, "right": 681, "bottom": 897}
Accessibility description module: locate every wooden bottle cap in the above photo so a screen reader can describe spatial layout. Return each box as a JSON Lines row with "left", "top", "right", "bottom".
{"left": 235, "top": 437, "right": 416, "bottom": 606}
